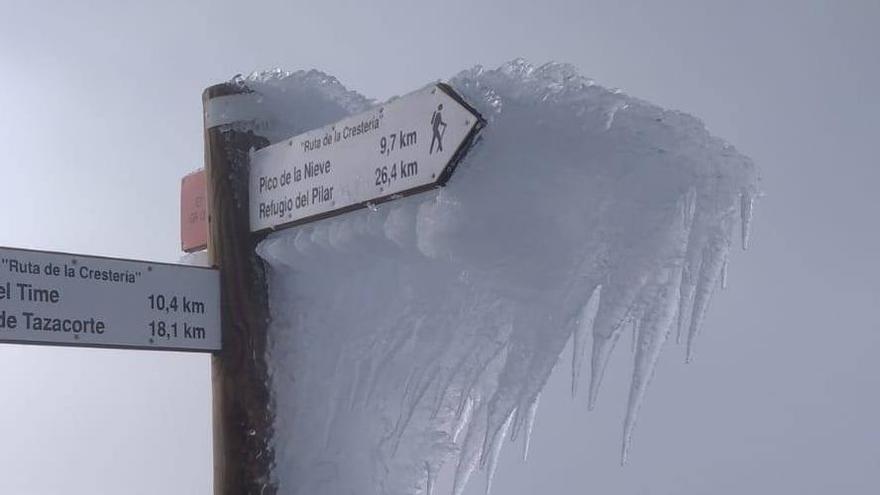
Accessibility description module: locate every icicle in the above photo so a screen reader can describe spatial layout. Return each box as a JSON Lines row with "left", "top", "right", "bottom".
{"left": 676, "top": 188, "right": 699, "bottom": 345}
{"left": 589, "top": 333, "right": 619, "bottom": 409}
{"left": 432, "top": 347, "right": 479, "bottom": 419}
{"left": 683, "top": 187, "right": 697, "bottom": 230}
{"left": 675, "top": 292, "right": 685, "bottom": 344}
{"left": 485, "top": 409, "right": 516, "bottom": 495}
{"left": 630, "top": 318, "right": 639, "bottom": 353}
{"left": 589, "top": 276, "right": 650, "bottom": 410}
{"left": 622, "top": 191, "right": 694, "bottom": 461}
{"left": 479, "top": 403, "right": 516, "bottom": 470}
{"left": 453, "top": 395, "right": 475, "bottom": 444}
{"left": 721, "top": 258, "right": 729, "bottom": 289}
{"left": 522, "top": 394, "right": 540, "bottom": 461}
{"left": 740, "top": 190, "right": 754, "bottom": 250}
{"left": 686, "top": 238, "right": 729, "bottom": 362}
{"left": 425, "top": 462, "right": 435, "bottom": 495}
{"left": 453, "top": 405, "right": 487, "bottom": 495}
{"left": 677, "top": 259, "right": 698, "bottom": 347}
{"left": 621, "top": 266, "right": 681, "bottom": 464}
{"left": 453, "top": 331, "right": 512, "bottom": 422}
{"left": 477, "top": 340, "right": 534, "bottom": 468}
{"left": 384, "top": 368, "right": 424, "bottom": 453}
{"left": 508, "top": 407, "right": 521, "bottom": 442}
{"left": 571, "top": 285, "right": 602, "bottom": 397}
{"left": 390, "top": 370, "right": 442, "bottom": 455}
{"left": 443, "top": 324, "right": 515, "bottom": 421}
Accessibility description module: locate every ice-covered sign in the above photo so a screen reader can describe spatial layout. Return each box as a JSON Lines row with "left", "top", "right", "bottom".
{"left": 249, "top": 83, "right": 485, "bottom": 233}
{"left": 0, "top": 246, "right": 220, "bottom": 352}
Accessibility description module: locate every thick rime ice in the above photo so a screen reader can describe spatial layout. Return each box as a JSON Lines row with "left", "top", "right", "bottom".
{"left": 247, "top": 60, "right": 759, "bottom": 494}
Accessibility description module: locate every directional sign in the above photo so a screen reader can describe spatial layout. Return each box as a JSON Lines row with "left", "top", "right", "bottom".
{"left": 249, "top": 83, "right": 485, "bottom": 233}
{"left": 0, "top": 246, "right": 220, "bottom": 352}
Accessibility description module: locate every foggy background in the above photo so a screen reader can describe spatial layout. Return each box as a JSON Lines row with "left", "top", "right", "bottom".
{"left": 1, "top": 0, "right": 878, "bottom": 493}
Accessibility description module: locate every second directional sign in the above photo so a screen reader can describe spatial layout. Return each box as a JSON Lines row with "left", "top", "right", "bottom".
{"left": 0, "top": 246, "right": 220, "bottom": 352}
{"left": 249, "top": 83, "right": 485, "bottom": 233}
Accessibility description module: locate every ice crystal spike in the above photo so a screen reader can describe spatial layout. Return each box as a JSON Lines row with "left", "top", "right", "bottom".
{"left": 485, "top": 409, "right": 516, "bottom": 494}
{"left": 522, "top": 394, "right": 540, "bottom": 462}
{"left": 572, "top": 285, "right": 601, "bottom": 398}
{"left": 622, "top": 192, "right": 693, "bottom": 463}
{"left": 686, "top": 236, "right": 731, "bottom": 362}
{"left": 741, "top": 191, "right": 754, "bottom": 250}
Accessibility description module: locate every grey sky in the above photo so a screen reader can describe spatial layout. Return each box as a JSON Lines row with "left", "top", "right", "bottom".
{"left": 1, "top": 0, "right": 878, "bottom": 493}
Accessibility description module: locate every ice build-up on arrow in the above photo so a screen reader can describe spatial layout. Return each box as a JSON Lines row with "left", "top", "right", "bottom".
{"left": 231, "top": 59, "right": 759, "bottom": 495}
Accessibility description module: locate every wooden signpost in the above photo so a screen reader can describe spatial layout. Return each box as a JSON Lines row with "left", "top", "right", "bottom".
{"left": 203, "top": 81, "right": 276, "bottom": 495}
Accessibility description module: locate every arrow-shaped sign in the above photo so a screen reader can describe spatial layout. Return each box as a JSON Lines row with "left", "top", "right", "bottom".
{"left": 248, "top": 83, "right": 485, "bottom": 233}
{"left": 0, "top": 246, "right": 220, "bottom": 352}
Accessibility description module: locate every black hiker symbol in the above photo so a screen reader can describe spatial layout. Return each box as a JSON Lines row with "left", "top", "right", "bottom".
{"left": 430, "top": 104, "right": 447, "bottom": 154}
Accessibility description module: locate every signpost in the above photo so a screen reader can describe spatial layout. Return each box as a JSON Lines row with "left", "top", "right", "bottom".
{"left": 0, "top": 246, "right": 220, "bottom": 352}
{"left": 203, "top": 81, "right": 274, "bottom": 495}
{"left": 249, "top": 83, "right": 485, "bottom": 233}
{"left": 1, "top": 70, "right": 485, "bottom": 495}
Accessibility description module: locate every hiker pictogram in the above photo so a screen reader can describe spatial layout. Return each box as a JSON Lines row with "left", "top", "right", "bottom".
{"left": 430, "top": 104, "right": 447, "bottom": 154}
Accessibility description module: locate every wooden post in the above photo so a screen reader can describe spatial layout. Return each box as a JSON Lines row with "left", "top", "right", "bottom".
{"left": 203, "top": 82, "right": 275, "bottom": 495}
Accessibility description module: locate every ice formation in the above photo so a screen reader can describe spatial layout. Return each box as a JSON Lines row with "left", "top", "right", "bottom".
{"left": 244, "top": 60, "right": 758, "bottom": 495}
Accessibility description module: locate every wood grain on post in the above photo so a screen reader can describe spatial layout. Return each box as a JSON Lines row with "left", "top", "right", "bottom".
{"left": 203, "top": 82, "right": 275, "bottom": 495}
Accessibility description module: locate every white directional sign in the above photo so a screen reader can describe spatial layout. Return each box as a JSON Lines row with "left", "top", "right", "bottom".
{"left": 0, "top": 246, "right": 220, "bottom": 352}
{"left": 249, "top": 83, "right": 485, "bottom": 232}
